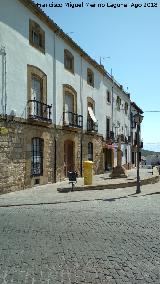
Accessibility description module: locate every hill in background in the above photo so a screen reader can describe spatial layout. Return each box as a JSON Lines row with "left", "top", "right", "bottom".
{"left": 141, "top": 149, "right": 160, "bottom": 157}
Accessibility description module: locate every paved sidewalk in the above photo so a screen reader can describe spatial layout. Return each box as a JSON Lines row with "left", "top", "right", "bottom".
{"left": 0, "top": 168, "right": 159, "bottom": 207}
{"left": 57, "top": 167, "right": 159, "bottom": 192}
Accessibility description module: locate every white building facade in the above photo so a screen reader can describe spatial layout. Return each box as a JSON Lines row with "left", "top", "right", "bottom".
{"left": 131, "top": 102, "right": 143, "bottom": 167}
{"left": 0, "top": 0, "right": 141, "bottom": 192}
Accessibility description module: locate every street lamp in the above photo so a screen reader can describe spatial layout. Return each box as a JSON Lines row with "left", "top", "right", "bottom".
{"left": 134, "top": 113, "right": 144, "bottom": 194}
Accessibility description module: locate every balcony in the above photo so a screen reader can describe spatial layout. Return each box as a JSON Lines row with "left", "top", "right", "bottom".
{"left": 115, "top": 134, "right": 125, "bottom": 143}
{"left": 63, "top": 111, "right": 83, "bottom": 129}
{"left": 124, "top": 136, "right": 128, "bottom": 144}
{"left": 106, "top": 131, "right": 114, "bottom": 141}
{"left": 128, "top": 135, "right": 131, "bottom": 143}
{"left": 134, "top": 139, "right": 137, "bottom": 146}
{"left": 134, "top": 140, "right": 143, "bottom": 148}
{"left": 87, "top": 118, "right": 98, "bottom": 133}
{"left": 120, "top": 134, "right": 125, "bottom": 142}
{"left": 28, "top": 98, "right": 52, "bottom": 123}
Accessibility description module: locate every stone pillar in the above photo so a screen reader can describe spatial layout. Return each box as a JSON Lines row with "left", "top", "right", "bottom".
{"left": 111, "top": 148, "right": 114, "bottom": 168}
{"left": 117, "top": 136, "right": 122, "bottom": 167}
{"left": 110, "top": 135, "right": 128, "bottom": 179}
{"left": 117, "top": 148, "right": 122, "bottom": 166}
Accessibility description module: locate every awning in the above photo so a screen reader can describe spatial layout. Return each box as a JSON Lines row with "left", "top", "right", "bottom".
{"left": 103, "top": 144, "right": 118, "bottom": 149}
{"left": 88, "top": 107, "right": 97, "bottom": 123}
{"left": 104, "top": 144, "right": 114, "bottom": 150}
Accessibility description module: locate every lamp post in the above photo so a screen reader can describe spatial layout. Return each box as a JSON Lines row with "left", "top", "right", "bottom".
{"left": 134, "top": 113, "right": 143, "bottom": 194}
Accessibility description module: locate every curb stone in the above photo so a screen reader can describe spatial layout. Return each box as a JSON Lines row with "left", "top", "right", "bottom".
{"left": 57, "top": 175, "right": 160, "bottom": 193}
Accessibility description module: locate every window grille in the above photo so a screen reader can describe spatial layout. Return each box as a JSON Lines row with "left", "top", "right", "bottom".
{"left": 31, "top": 138, "right": 44, "bottom": 176}
{"left": 88, "top": 142, "right": 93, "bottom": 161}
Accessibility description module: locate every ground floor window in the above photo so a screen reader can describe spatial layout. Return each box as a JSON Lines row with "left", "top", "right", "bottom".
{"left": 132, "top": 151, "right": 135, "bottom": 164}
{"left": 125, "top": 148, "right": 127, "bottom": 164}
{"left": 31, "top": 137, "right": 44, "bottom": 176}
{"left": 88, "top": 142, "right": 93, "bottom": 161}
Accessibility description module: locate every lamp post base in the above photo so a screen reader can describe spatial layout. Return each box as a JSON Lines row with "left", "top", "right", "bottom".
{"left": 136, "top": 183, "right": 141, "bottom": 194}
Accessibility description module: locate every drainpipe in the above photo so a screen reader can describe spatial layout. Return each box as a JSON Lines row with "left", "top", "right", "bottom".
{"left": 4, "top": 49, "right": 7, "bottom": 116}
{"left": 53, "top": 32, "right": 57, "bottom": 182}
{"left": 111, "top": 68, "right": 114, "bottom": 132}
{"left": 53, "top": 31, "right": 57, "bottom": 125}
{"left": 54, "top": 136, "right": 57, "bottom": 182}
{"left": 80, "top": 55, "right": 83, "bottom": 177}
{"left": 111, "top": 69, "right": 114, "bottom": 168}
{"left": 129, "top": 99, "right": 132, "bottom": 168}
{"left": 0, "top": 46, "right": 7, "bottom": 115}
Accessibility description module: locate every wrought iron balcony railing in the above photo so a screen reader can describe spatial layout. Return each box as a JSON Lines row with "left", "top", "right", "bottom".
{"left": 128, "top": 135, "right": 131, "bottom": 143}
{"left": 28, "top": 98, "right": 52, "bottom": 123}
{"left": 134, "top": 140, "right": 143, "bottom": 148}
{"left": 87, "top": 118, "right": 98, "bottom": 132}
{"left": 63, "top": 111, "right": 83, "bottom": 128}
{"left": 124, "top": 136, "right": 128, "bottom": 144}
{"left": 121, "top": 134, "right": 125, "bottom": 142}
{"left": 106, "top": 131, "right": 114, "bottom": 141}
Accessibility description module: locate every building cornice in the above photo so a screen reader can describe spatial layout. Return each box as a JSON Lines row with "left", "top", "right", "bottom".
{"left": 131, "top": 101, "right": 143, "bottom": 114}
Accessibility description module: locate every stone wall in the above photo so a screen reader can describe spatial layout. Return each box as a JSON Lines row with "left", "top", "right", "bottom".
{"left": 0, "top": 120, "right": 105, "bottom": 193}
{"left": 23, "top": 123, "right": 54, "bottom": 187}
{"left": 0, "top": 120, "right": 54, "bottom": 194}
{"left": 0, "top": 122, "right": 25, "bottom": 193}
{"left": 82, "top": 133, "right": 104, "bottom": 175}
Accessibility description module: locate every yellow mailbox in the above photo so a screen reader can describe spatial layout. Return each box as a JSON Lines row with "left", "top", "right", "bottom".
{"left": 83, "top": 160, "right": 94, "bottom": 185}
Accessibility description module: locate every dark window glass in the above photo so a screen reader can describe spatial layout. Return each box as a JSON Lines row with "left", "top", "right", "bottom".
{"left": 87, "top": 69, "right": 94, "bottom": 87}
{"left": 125, "top": 102, "right": 128, "bottom": 115}
{"left": 116, "top": 96, "right": 121, "bottom": 111}
{"left": 107, "top": 91, "right": 111, "bottom": 103}
{"left": 64, "top": 50, "right": 74, "bottom": 73}
{"left": 31, "top": 138, "right": 44, "bottom": 176}
{"left": 29, "top": 19, "right": 45, "bottom": 53}
{"left": 88, "top": 142, "right": 93, "bottom": 161}
{"left": 106, "top": 118, "right": 110, "bottom": 139}
{"left": 32, "top": 30, "right": 42, "bottom": 47}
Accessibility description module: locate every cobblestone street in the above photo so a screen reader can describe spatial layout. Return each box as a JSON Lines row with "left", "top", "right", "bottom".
{"left": 0, "top": 184, "right": 160, "bottom": 283}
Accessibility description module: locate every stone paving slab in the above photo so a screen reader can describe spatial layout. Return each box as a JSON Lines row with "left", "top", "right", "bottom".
{"left": 57, "top": 168, "right": 159, "bottom": 192}
{"left": 0, "top": 183, "right": 160, "bottom": 283}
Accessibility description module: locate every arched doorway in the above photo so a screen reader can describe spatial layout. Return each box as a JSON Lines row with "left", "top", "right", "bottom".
{"left": 64, "top": 140, "right": 75, "bottom": 176}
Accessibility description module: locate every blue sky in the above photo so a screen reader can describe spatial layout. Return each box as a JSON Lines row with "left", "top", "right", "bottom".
{"left": 36, "top": 0, "right": 160, "bottom": 151}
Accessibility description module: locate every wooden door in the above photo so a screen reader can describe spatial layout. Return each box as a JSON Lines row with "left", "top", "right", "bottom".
{"left": 64, "top": 140, "right": 74, "bottom": 176}
{"left": 105, "top": 149, "right": 112, "bottom": 170}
